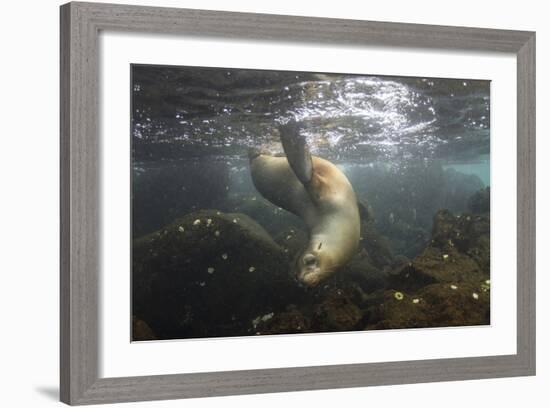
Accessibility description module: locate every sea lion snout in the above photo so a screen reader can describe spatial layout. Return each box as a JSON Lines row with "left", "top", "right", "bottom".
{"left": 295, "top": 252, "right": 324, "bottom": 287}
{"left": 298, "top": 271, "right": 322, "bottom": 287}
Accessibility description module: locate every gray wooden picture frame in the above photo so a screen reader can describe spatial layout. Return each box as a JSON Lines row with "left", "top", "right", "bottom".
{"left": 60, "top": 1, "right": 536, "bottom": 405}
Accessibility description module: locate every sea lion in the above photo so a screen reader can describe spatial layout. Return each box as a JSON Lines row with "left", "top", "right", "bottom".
{"left": 249, "top": 122, "right": 360, "bottom": 287}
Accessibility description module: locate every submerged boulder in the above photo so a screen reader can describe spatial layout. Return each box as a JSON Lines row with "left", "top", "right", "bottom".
{"left": 132, "top": 316, "right": 157, "bottom": 341}
{"left": 370, "top": 206, "right": 491, "bottom": 329}
{"left": 468, "top": 186, "right": 490, "bottom": 214}
{"left": 367, "top": 281, "right": 490, "bottom": 329}
{"left": 255, "top": 285, "right": 367, "bottom": 335}
{"left": 132, "top": 210, "right": 302, "bottom": 340}
{"left": 341, "top": 249, "right": 390, "bottom": 293}
{"left": 255, "top": 306, "right": 311, "bottom": 335}
{"left": 132, "top": 201, "right": 492, "bottom": 339}
{"left": 390, "top": 246, "right": 486, "bottom": 291}
{"left": 390, "top": 209, "right": 490, "bottom": 291}
{"left": 311, "top": 287, "right": 364, "bottom": 332}
{"left": 431, "top": 209, "right": 490, "bottom": 273}
{"left": 359, "top": 218, "right": 394, "bottom": 270}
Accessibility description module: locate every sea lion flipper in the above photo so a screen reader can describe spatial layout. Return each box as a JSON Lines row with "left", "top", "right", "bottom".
{"left": 278, "top": 121, "right": 312, "bottom": 185}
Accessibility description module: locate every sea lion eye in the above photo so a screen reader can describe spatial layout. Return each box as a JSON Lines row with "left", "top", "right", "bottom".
{"left": 303, "top": 254, "right": 317, "bottom": 266}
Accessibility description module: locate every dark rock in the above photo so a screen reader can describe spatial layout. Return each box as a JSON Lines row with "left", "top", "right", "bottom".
{"left": 431, "top": 209, "right": 490, "bottom": 273}
{"left": 311, "top": 288, "right": 363, "bottom": 332}
{"left": 390, "top": 254, "right": 410, "bottom": 269}
{"left": 253, "top": 283, "right": 368, "bottom": 334}
{"left": 367, "top": 281, "right": 490, "bottom": 330}
{"left": 132, "top": 210, "right": 303, "bottom": 340}
{"left": 390, "top": 247, "right": 485, "bottom": 291}
{"left": 255, "top": 306, "right": 311, "bottom": 335}
{"left": 342, "top": 249, "right": 390, "bottom": 293}
{"left": 468, "top": 186, "right": 490, "bottom": 214}
{"left": 132, "top": 199, "right": 491, "bottom": 338}
{"left": 389, "top": 209, "right": 489, "bottom": 291}
{"left": 359, "top": 218, "right": 394, "bottom": 269}
{"left": 132, "top": 316, "right": 157, "bottom": 341}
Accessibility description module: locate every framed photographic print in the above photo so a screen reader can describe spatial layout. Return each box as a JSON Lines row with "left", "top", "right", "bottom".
{"left": 60, "top": 1, "right": 535, "bottom": 405}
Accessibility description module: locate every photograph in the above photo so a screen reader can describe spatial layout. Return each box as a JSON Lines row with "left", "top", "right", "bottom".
{"left": 131, "top": 65, "right": 491, "bottom": 341}
{"left": 0, "top": 0, "right": 542, "bottom": 405}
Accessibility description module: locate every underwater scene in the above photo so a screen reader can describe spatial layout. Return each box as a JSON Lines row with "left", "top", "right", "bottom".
{"left": 131, "top": 65, "right": 490, "bottom": 341}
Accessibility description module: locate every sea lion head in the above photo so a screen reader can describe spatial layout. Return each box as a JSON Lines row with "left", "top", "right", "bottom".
{"left": 294, "top": 246, "right": 335, "bottom": 287}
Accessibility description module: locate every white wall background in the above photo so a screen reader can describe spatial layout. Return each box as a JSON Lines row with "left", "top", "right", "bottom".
{"left": 0, "top": 0, "right": 545, "bottom": 407}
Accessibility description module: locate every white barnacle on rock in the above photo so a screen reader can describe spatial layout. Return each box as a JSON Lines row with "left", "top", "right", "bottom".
{"left": 248, "top": 266, "right": 256, "bottom": 272}
{"left": 193, "top": 219, "right": 201, "bottom": 226}
{"left": 450, "top": 284, "right": 458, "bottom": 290}
{"left": 261, "top": 312, "right": 274, "bottom": 322}
{"left": 472, "top": 292, "right": 479, "bottom": 300}
{"left": 216, "top": 211, "right": 221, "bottom": 215}
{"left": 207, "top": 267, "right": 215, "bottom": 274}
{"left": 412, "top": 298, "right": 420, "bottom": 304}
{"left": 199, "top": 281, "right": 206, "bottom": 287}
{"left": 206, "top": 218, "right": 212, "bottom": 227}
{"left": 252, "top": 316, "right": 261, "bottom": 328}
{"left": 222, "top": 253, "right": 228, "bottom": 260}
{"left": 252, "top": 312, "right": 274, "bottom": 329}
{"left": 232, "top": 218, "right": 238, "bottom": 224}
{"left": 178, "top": 226, "right": 185, "bottom": 232}
{"left": 286, "top": 235, "right": 292, "bottom": 240}
{"left": 394, "top": 291, "right": 404, "bottom": 301}
{"left": 442, "top": 254, "right": 449, "bottom": 260}
{"left": 214, "top": 230, "right": 220, "bottom": 237}
{"left": 480, "top": 279, "right": 491, "bottom": 292}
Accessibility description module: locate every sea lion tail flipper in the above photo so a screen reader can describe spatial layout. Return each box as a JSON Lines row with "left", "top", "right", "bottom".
{"left": 278, "top": 121, "right": 312, "bottom": 185}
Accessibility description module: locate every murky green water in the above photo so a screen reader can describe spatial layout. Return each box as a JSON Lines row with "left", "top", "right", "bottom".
{"left": 131, "top": 65, "right": 490, "bottom": 341}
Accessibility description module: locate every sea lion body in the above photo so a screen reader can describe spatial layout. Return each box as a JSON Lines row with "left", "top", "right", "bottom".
{"left": 250, "top": 152, "right": 360, "bottom": 286}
